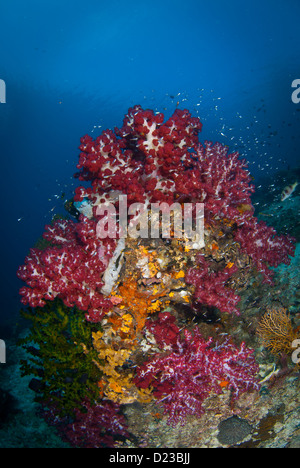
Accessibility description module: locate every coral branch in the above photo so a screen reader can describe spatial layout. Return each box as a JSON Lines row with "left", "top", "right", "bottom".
{"left": 257, "top": 308, "right": 298, "bottom": 356}
{"left": 17, "top": 216, "right": 115, "bottom": 320}
{"left": 61, "top": 399, "right": 129, "bottom": 448}
{"left": 185, "top": 255, "right": 241, "bottom": 315}
{"left": 134, "top": 328, "right": 260, "bottom": 426}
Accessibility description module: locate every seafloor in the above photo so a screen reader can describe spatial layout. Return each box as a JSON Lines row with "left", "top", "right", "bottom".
{"left": 0, "top": 192, "right": 299, "bottom": 449}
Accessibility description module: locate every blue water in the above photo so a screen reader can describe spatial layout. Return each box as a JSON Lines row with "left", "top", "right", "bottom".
{"left": 0, "top": 0, "right": 300, "bottom": 325}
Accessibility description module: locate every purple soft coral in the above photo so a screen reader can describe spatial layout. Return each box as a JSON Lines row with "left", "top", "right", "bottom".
{"left": 134, "top": 328, "right": 260, "bottom": 427}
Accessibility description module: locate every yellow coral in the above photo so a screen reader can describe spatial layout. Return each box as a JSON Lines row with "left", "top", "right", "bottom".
{"left": 148, "top": 299, "right": 163, "bottom": 313}
{"left": 91, "top": 276, "right": 166, "bottom": 404}
{"left": 120, "top": 313, "right": 133, "bottom": 333}
{"left": 93, "top": 330, "right": 152, "bottom": 404}
{"left": 117, "top": 277, "right": 164, "bottom": 334}
{"left": 148, "top": 261, "right": 159, "bottom": 277}
{"left": 175, "top": 270, "right": 185, "bottom": 279}
{"left": 104, "top": 374, "right": 153, "bottom": 404}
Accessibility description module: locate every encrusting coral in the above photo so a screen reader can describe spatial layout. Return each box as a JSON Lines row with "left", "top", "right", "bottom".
{"left": 92, "top": 268, "right": 167, "bottom": 404}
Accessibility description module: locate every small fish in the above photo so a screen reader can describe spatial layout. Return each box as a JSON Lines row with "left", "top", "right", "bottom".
{"left": 281, "top": 181, "right": 298, "bottom": 201}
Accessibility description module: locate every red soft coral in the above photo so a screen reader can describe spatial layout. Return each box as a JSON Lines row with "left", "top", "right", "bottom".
{"left": 17, "top": 216, "right": 115, "bottom": 321}
{"left": 62, "top": 400, "right": 129, "bottom": 448}
{"left": 234, "top": 217, "right": 296, "bottom": 283}
{"left": 134, "top": 328, "right": 260, "bottom": 427}
{"left": 185, "top": 255, "right": 241, "bottom": 315}
{"left": 18, "top": 105, "right": 296, "bottom": 320}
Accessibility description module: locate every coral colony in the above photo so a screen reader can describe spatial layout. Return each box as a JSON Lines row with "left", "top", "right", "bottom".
{"left": 17, "top": 106, "right": 295, "bottom": 447}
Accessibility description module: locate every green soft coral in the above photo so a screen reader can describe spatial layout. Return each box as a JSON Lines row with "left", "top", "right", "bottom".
{"left": 19, "top": 298, "right": 104, "bottom": 416}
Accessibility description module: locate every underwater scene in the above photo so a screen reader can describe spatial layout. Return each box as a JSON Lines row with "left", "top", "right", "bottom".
{"left": 0, "top": 0, "right": 300, "bottom": 451}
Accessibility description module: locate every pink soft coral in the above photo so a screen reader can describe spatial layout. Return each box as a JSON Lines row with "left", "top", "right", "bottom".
{"left": 134, "top": 328, "right": 260, "bottom": 427}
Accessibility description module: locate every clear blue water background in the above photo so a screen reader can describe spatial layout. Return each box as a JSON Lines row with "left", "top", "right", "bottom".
{"left": 0, "top": 0, "right": 299, "bottom": 324}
